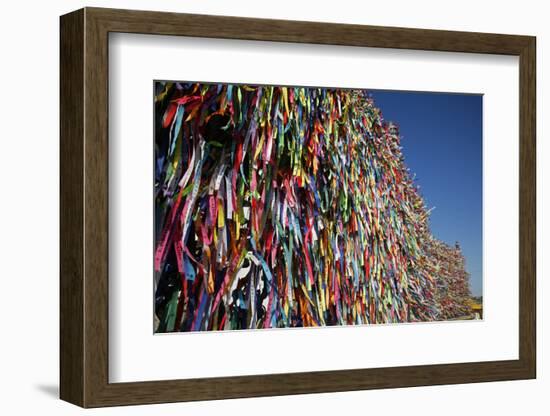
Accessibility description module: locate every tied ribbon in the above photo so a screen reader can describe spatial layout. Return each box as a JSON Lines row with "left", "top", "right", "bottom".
{"left": 154, "top": 81, "right": 472, "bottom": 332}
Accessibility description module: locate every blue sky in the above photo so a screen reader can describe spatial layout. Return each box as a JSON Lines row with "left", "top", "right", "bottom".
{"left": 369, "top": 90, "right": 483, "bottom": 297}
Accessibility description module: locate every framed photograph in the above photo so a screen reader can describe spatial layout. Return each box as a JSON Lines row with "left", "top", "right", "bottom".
{"left": 60, "top": 7, "right": 536, "bottom": 408}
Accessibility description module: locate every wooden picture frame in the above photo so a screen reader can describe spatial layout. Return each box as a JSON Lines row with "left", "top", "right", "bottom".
{"left": 60, "top": 7, "right": 536, "bottom": 408}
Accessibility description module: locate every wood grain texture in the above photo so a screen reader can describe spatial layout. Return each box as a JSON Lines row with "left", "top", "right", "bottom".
{"left": 89, "top": 7, "right": 532, "bottom": 54}
{"left": 59, "top": 8, "right": 84, "bottom": 407}
{"left": 59, "top": 7, "right": 537, "bottom": 408}
{"left": 83, "top": 10, "right": 110, "bottom": 406}
{"left": 518, "top": 38, "right": 536, "bottom": 376}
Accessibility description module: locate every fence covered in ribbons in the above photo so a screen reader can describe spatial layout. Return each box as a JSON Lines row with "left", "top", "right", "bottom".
{"left": 153, "top": 81, "right": 472, "bottom": 332}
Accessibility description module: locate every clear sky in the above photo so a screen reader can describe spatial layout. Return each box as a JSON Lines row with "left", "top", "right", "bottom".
{"left": 369, "top": 90, "right": 483, "bottom": 297}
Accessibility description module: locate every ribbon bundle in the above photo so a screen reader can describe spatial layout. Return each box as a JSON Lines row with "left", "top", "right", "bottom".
{"left": 153, "top": 81, "right": 471, "bottom": 332}
{"left": 427, "top": 239, "right": 473, "bottom": 320}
